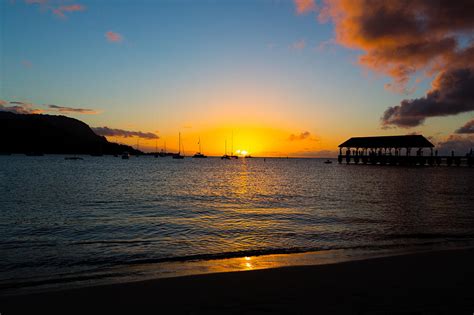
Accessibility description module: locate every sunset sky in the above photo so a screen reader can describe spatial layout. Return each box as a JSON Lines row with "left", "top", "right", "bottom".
{"left": 1, "top": 0, "right": 473, "bottom": 156}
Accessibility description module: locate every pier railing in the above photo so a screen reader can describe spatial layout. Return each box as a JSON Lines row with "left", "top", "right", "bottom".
{"left": 337, "top": 154, "right": 474, "bottom": 167}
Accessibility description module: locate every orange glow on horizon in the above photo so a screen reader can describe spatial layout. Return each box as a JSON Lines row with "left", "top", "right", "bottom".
{"left": 103, "top": 124, "right": 340, "bottom": 157}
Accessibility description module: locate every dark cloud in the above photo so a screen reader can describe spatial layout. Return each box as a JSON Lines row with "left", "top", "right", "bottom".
{"left": 455, "top": 119, "right": 474, "bottom": 134}
{"left": 288, "top": 131, "right": 317, "bottom": 141}
{"left": 436, "top": 135, "right": 474, "bottom": 155}
{"left": 92, "top": 127, "right": 159, "bottom": 140}
{"left": 382, "top": 68, "right": 474, "bottom": 127}
{"left": 48, "top": 104, "right": 98, "bottom": 114}
{"left": 311, "top": 1, "right": 474, "bottom": 127}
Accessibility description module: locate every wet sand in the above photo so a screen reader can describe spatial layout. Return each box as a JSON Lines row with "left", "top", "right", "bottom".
{"left": 1, "top": 248, "right": 474, "bottom": 314}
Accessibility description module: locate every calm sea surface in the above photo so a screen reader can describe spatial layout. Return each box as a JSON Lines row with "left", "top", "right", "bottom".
{"left": 1, "top": 155, "right": 474, "bottom": 294}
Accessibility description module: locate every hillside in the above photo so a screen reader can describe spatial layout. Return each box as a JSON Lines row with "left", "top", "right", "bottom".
{"left": 0, "top": 112, "right": 140, "bottom": 155}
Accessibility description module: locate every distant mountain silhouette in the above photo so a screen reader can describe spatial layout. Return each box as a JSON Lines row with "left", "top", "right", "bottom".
{"left": 0, "top": 112, "right": 141, "bottom": 155}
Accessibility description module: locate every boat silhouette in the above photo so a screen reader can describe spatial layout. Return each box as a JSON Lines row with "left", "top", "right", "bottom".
{"left": 173, "top": 133, "right": 185, "bottom": 159}
{"left": 230, "top": 131, "right": 238, "bottom": 159}
{"left": 221, "top": 139, "right": 231, "bottom": 160}
{"left": 193, "top": 137, "right": 207, "bottom": 158}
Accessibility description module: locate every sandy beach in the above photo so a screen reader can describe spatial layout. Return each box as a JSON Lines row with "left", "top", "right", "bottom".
{"left": 2, "top": 248, "right": 474, "bottom": 314}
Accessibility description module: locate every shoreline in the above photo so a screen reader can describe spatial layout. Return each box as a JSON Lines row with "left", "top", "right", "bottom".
{"left": 2, "top": 247, "right": 474, "bottom": 313}
{"left": 3, "top": 240, "right": 473, "bottom": 297}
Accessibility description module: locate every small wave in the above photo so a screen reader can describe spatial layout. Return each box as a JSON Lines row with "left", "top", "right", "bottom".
{"left": 383, "top": 233, "right": 474, "bottom": 240}
{"left": 69, "top": 238, "right": 474, "bottom": 267}
{"left": 72, "top": 239, "right": 157, "bottom": 246}
{"left": 3, "top": 239, "right": 474, "bottom": 294}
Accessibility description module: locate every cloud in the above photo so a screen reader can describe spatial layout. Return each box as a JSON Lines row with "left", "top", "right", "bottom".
{"left": 294, "top": 0, "right": 316, "bottom": 15}
{"left": 25, "top": 0, "right": 48, "bottom": 4}
{"left": 92, "top": 127, "right": 159, "bottom": 140}
{"left": 317, "top": 1, "right": 474, "bottom": 87}
{"left": 455, "top": 119, "right": 474, "bottom": 134}
{"left": 310, "top": 1, "right": 474, "bottom": 127}
{"left": 436, "top": 135, "right": 474, "bottom": 155}
{"left": 105, "top": 31, "right": 123, "bottom": 43}
{"left": 382, "top": 68, "right": 474, "bottom": 127}
{"left": 0, "top": 101, "right": 43, "bottom": 114}
{"left": 21, "top": 60, "right": 33, "bottom": 68}
{"left": 52, "top": 4, "right": 85, "bottom": 18}
{"left": 0, "top": 100, "right": 99, "bottom": 115}
{"left": 288, "top": 131, "right": 318, "bottom": 141}
{"left": 315, "top": 38, "right": 337, "bottom": 52}
{"left": 291, "top": 149, "right": 338, "bottom": 158}
{"left": 48, "top": 104, "right": 98, "bottom": 114}
{"left": 290, "top": 39, "right": 306, "bottom": 50}
{"left": 25, "top": 0, "right": 85, "bottom": 18}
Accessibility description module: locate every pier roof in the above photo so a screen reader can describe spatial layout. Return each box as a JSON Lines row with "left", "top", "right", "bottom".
{"left": 339, "top": 135, "right": 434, "bottom": 148}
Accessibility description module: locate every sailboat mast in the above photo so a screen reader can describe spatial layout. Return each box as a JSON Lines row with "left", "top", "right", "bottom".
{"left": 178, "top": 132, "right": 181, "bottom": 154}
{"left": 225, "top": 139, "right": 227, "bottom": 155}
{"left": 199, "top": 137, "right": 201, "bottom": 154}
{"left": 231, "top": 131, "right": 234, "bottom": 156}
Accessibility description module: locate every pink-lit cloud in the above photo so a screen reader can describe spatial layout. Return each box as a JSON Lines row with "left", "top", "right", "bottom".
{"left": 25, "top": 0, "right": 48, "bottom": 4}
{"left": 21, "top": 60, "right": 33, "bottom": 68}
{"left": 315, "top": 38, "right": 337, "bottom": 52}
{"left": 290, "top": 39, "right": 306, "bottom": 50}
{"left": 52, "top": 4, "right": 85, "bottom": 18}
{"left": 1, "top": 101, "right": 44, "bottom": 114}
{"left": 24, "top": 0, "right": 85, "bottom": 18}
{"left": 105, "top": 31, "right": 123, "bottom": 43}
{"left": 0, "top": 100, "right": 100, "bottom": 115}
{"left": 294, "top": 0, "right": 316, "bottom": 15}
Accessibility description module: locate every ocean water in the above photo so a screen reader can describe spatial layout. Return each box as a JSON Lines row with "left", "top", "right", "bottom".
{"left": 1, "top": 155, "right": 474, "bottom": 294}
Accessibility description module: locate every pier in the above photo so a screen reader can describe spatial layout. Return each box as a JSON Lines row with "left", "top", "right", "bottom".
{"left": 338, "top": 135, "right": 473, "bottom": 167}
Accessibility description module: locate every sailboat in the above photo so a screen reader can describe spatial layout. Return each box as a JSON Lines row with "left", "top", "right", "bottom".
{"left": 135, "top": 139, "right": 140, "bottom": 157}
{"left": 193, "top": 137, "right": 207, "bottom": 158}
{"left": 230, "top": 131, "right": 238, "bottom": 159}
{"left": 154, "top": 140, "right": 159, "bottom": 158}
{"left": 221, "top": 139, "right": 231, "bottom": 160}
{"left": 172, "top": 133, "right": 185, "bottom": 159}
{"left": 158, "top": 141, "right": 167, "bottom": 157}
